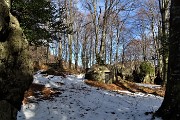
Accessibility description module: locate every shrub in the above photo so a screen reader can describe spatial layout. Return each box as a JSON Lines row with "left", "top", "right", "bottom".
{"left": 133, "top": 61, "right": 155, "bottom": 83}
{"left": 139, "top": 61, "right": 154, "bottom": 76}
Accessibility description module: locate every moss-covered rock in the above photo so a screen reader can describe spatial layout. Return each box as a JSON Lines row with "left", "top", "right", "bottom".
{"left": 85, "top": 64, "right": 112, "bottom": 84}
{"left": 0, "top": 0, "right": 33, "bottom": 119}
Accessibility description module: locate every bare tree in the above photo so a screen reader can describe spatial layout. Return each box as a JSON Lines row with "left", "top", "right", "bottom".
{"left": 84, "top": 0, "right": 101, "bottom": 63}
{"left": 73, "top": 11, "right": 84, "bottom": 70}
{"left": 67, "top": 0, "right": 73, "bottom": 69}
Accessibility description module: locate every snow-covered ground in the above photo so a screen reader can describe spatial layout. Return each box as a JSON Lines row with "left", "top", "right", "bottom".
{"left": 135, "top": 83, "right": 162, "bottom": 89}
{"left": 17, "top": 73, "right": 163, "bottom": 120}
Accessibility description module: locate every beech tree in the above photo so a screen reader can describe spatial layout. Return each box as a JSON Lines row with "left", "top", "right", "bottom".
{"left": 158, "top": 0, "right": 170, "bottom": 84}
{"left": 74, "top": 11, "right": 83, "bottom": 70}
{"left": 84, "top": 0, "right": 100, "bottom": 64}
{"left": 155, "top": 0, "right": 180, "bottom": 119}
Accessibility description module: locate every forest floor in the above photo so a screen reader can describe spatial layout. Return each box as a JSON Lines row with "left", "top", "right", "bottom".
{"left": 23, "top": 78, "right": 164, "bottom": 105}
{"left": 17, "top": 69, "right": 164, "bottom": 120}
{"left": 23, "top": 71, "right": 165, "bottom": 105}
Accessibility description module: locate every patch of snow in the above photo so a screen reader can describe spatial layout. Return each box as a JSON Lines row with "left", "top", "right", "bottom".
{"left": 18, "top": 74, "right": 163, "bottom": 120}
{"left": 136, "top": 83, "right": 162, "bottom": 89}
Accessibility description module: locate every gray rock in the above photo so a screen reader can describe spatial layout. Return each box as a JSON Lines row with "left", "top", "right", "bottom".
{"left": 85, "top": 64, "right": 112, "bottom": 84}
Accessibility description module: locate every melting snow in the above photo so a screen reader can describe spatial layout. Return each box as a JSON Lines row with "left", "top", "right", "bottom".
{"left": 17, "top": 73, "right": 163, "bottom": 120}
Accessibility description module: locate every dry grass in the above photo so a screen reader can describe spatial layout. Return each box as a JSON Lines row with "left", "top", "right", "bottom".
{"left": 27, "top": 62, "right": 80, "bottom": 104}
{"left": 23, "top": 83, "right": 61, "bottom": 104}
{"left": 85, "top": 80, "right": 165, "bottom": 97}
{"left": 85, "top": 80, "right": 123, "bottom": 91}
{"left": 23, "top": 79, "right": 164, "bottom": 105}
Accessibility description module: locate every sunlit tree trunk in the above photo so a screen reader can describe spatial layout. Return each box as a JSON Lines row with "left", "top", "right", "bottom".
{"left": 155, "top": 0, "right": 180, "bottom": 119}
{"left": 75, "top": 31, "right": 79, "bottom": 70}
{"left": 82, "top": 31, "right": 88, "bottom": 69}
{"left": 64, "top": 33, "right": 68, "bottom": 63}
{"left": 89, "top": 35, "right": 93, "bottom": 66}
{"left": 121, "top": 38, "right": 125, "bottom": 65}
{"left": 68, "top": 34, "right": 72, "bottom": 69}
{"left": 58, "top": 35, "right": 63, "bottom": 68}
{"left": 109, "top": 25, "right": 113, "bottom": 64}
{"left": 99, "top": 18, "right": 107, "bottom": 63}
{"left": 64, "top": 0, "right": 68, "bottom": 63}
{"left": 92, "top": 43, "right": 95, "bottom": 65}
{"left": 99, "top": 0, "right": 112, "bottom": 64}
{"left": 139, "top": 20, "right": 147, "bottom": 61}
{"left": 68, "top": 0, "right": 73, "bottom": 69}
{"left": 115, "top": 26, "right": 120, "bottom": 63}
{"left": 158, "top": 0, "right": 170, "bottom": 85}
{"left": 92, "top": 0, "right": 99, "bottom": 60}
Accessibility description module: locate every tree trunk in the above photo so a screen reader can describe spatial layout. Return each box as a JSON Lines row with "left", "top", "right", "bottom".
{"left": 82, "top": 32, "right": 88, "bottom": 69}
{"left": 158, "top": 0, "right": 170, "bottom": 85}
{"left": 58, "top": 34, "right": 64, "bottom": 69}
{"left": 75, "top": 31, "right": 79, "bottom": 70}
{"left": 155, "top": 0, "right": 180, "bottom": 119}
{"left": 115, "top": 24, "right": 120, "bottom": 63}
{"left": 92, "top": 44, "right": 95, "bottom": 65}
{"left": 92, "top": 0, "right": 99, "bottom": 60}
{"left": 64, "top": 32, "right": 68, "bottom": 63}
{"left": 99, "top": 0, "right": 109, "bottom": 64}
{"left": 58, "top": 0, "right": 63, "bottom": 65}
{"left": 99, "top": 23, "right": 106, "bottom": 63}
{"left": 110, "top": 26, "right": 113, "bottom": 64}
{"left": 68, "top": 34, "right": 72, "bottom": 69}
{"left": 89, "top": 35, "right": 93, "bottom": 66}
{"left": 122, "top": 42, "right": 125, "bottom": 65}
{"left": 68, "top": 0, "right": 73, "bottom": 70}
{"left": 85, "top": 50, "right": 89, "bottom": 69}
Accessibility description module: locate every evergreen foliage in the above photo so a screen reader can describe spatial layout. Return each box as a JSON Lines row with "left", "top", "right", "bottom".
{"left": 11, "top": 0, "right": 55, "bottom": 46}
{"left": 133, "top": 61, "right": 155, "bottom": 83}
{"left": 12, "top": 0, "right": 72, "bottom": 46}
{"left": 51, "top": 4, "right": 73, "bottom": 35}
{"left": 139, "top": 61, "right": 154, "bottom": 77}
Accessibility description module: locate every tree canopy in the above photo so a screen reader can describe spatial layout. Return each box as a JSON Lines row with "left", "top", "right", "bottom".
{"left": 12, "top": 0, "right": 56, "bottom": 46}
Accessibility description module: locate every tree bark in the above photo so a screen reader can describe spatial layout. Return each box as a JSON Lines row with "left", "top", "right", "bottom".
{"left": 155, "top": 0, "right": 180, "bottom": 119}
{"left": 158, "top": 0, "right": 170, "bottom": 85}
{"left": 68, "top": 34, "right": 72, "bottom": 69}
{"left": 82, "top": 30, "right": 88, "bottom": 69}
{"left": 68, "top": 0, "right": 73, "bottom": 70}
{"left": 92, "top": 0, "right": 99, "bottom": 60}
{"left": 75, "top": 31, "right": 79, "bottom": 70}
{"left": 99, "top": 0, "right": 113, "bottom": 64}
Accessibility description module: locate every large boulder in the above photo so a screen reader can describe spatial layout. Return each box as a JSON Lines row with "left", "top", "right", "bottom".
{"left": 85, "top": 64, "right": 112, "bottom": 84}
{"left": 0, "top": 1, "right": 33, "bottom": 119}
